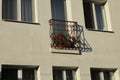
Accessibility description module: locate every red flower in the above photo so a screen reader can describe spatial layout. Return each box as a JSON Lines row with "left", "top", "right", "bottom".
{"left": 71, "top": 36, "right": 76, "bottom": 41}
{"left": 57, "top": 33, "right": 64, "bottom": 38}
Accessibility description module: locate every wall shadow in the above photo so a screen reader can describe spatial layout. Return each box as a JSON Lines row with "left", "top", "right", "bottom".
{"left": 78, "top": 25, "right": 92, "bottom": 54}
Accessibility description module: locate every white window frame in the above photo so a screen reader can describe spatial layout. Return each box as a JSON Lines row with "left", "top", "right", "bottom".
{"left": 51, "top": 0, "right": 72, "bottom": 21}
{"left": 64, "top": 0, "right": 73, "bottom": 21}
{"left": 53, "top": 67, "right": 78, "bottom": 80}
{"left": 92, "top": 3, "right": 108, "bottom": 30}
{"left": 83, "top": 1, "right": 112, "bottom": 31}
{"left": 104, "top": 2, "right": 112, "bottom": 31}
{"left": 1, "top": 65, "right": 40, "bottom": 80}
{"left": 17, "top": 0, "right": 38, "bottom": 23}
{"left": 90, "top": 68, "right": 120, "bottom": 80}
{"left": 0, "top": 0, "right": 2, "bottom": 20}
{"left": 3, "top": 0, "right": 38, "bottom": 23}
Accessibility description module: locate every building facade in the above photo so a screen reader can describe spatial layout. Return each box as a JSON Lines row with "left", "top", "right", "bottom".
{"left": 0, "top": 0, "right": 120, "bottom": 80}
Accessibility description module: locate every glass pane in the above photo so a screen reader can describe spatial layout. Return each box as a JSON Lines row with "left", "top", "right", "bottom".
{"left": 51, "top": 0, "right": 66, "bottom": 34}
{"left": 95, "top": 4, "right": 104, "bottom": 30}
{"left": 51, "top": 0, "right": 65, "bottom": 20}
{"left": 2, "top": 69, "right": 17, "bottom": 80}
{"left": 2, "top": 0, "right": 17, "bottom": 20}
{"left": 91, "top": 70, "right": 100, "bottom": 80}
{"left": 21, "top": 0, "right": 32, "bottom": 22}
{"left": 104, "top": 71, "right": 111, "bottom": 80}
{"left": 22, "top": 69, "right": 35, "bottom": 80}
{"left": 53, "top": 70, "right": 63, "bottom": 80}
{"left": 66, "top": 70, "right": 74, "bottom": 80}
{"left": 83, "top": 2, "right": 95, "bottom": 29}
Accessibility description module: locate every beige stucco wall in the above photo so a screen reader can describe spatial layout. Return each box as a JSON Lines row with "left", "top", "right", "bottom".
{"left": 0, "top": 0, "right": 120, "bottom": 80}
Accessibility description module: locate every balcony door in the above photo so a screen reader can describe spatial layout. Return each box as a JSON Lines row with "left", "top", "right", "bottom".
{"left": 51, "top": 0, "right": 66, "bottom": 20}
{"left": 51, "top": 0, "right": 66, "bottom": 33}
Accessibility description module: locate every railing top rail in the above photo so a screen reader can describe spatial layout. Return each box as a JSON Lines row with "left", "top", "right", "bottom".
{"left": 49, "top": 19, "right": 78, "bottom": 24}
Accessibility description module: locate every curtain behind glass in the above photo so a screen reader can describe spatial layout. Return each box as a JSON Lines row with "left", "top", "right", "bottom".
{"left": 103, "top": 71, "right": 111, "bottom": 80}
{"left": 21, "top": 0, "right": 32, "bottom": 22}
{"left": 51, "top": 0, "right": 66, "bottom": 33}
{"left": 2, "top": 0, "right": 17, "bottom": 20}
{"left": 53, "top": 70, "right": 63, "bottom": 80}
{"left": 66, "top": 70, "right": 74, "bottom": 80}
{"left": 83, "top": 2, "right": 95, "bottom": 29}
{"left": 51, "top": 0, "right": 65, "bottom": 20}
{"left": 90, "top": 70, "right": 101, "bottom": 80}
{"left": 22, "top": 69, "right": 34, "bottom": 80}
{"left": 95, "top": 4, "right": 104, "bottom": 30}
{"left": 2, "top": 69, "right": 17, "bottom": 80}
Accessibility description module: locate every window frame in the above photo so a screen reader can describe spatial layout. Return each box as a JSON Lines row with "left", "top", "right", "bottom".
{"left": 90, "top": 68, "right": 119, "bottom": 80}
{"left": 2, "top": 0, "right": 38, "bottom": 23}
{"left": 83, "top": 1, "right": 112, "bottom": 31}
{"left": 1, "top": 65, "right": 39, "bottom": 80}
{"left": 92, "top": 3, "right": 107, "bottom": 30}
{"left": 51, "top": 0, "right": 72, "bottom": 21}
{"left": 53, "top": 67, "right": 78, "bottom": 80}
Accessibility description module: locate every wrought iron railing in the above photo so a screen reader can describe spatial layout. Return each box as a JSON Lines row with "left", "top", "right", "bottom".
{"left": 49, "top": 19, "right": 82, "bottom": 50}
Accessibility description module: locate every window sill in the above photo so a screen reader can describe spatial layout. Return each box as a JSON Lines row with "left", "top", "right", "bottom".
{"left": 51, "top": 48, "right": 81, "bottom": 55}
{"left": 87, "top": 28, "right": 114, "bottom": 33}
{"left": 2, "top": 19, "right": 40, "bottom": 25}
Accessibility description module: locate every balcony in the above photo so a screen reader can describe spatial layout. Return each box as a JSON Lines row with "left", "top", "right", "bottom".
{"left": 49, "top": 19, "right": 83, "bottom": 51}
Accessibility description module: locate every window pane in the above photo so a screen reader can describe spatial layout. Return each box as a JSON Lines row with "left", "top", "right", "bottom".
{"left": 91, "top": 70, "right": 100, "bottom": 80}
{"left": 95, "top": 4, "right": 104, "bottom": 30}
{"left": 53, "top": 70, "right": 63, "bottom": 80}
{"left": 104, "top": 71, "right": 111, "bottom": 80}
{"left": 2, "top": 69, "right": 17, "bottom": 80}
{"left": 51, "top": 0, "right": 66, "bottom": 34}
{"left": 2, "top": 0, "right": 17, "bottom": 20}
{"left": 51, "top": 0, "right": 65, "bottom": 20}
{"left": 66, "top": 70, "right": 74, "bottom": 80}
{"left": 22, "top": 69, "right": 35, "bottom": 80}
{"left": 21, "top": 0, "right": 33, "bottom": 22}
{"left": 83, "top": 2, "right": 95, "bottom": 29}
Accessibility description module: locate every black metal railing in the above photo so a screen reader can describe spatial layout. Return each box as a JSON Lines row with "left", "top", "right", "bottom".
{"left": 49, "top": 19, "right": 83, "bottom": 50}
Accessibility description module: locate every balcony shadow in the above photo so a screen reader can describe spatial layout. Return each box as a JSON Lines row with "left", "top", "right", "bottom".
{"left": 78, "top": 25, "right": 92, "bottom": 53}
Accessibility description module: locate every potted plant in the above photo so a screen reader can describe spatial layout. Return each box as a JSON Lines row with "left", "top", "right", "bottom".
{"left": 51, "top": 32, "right": 76, "bottom": 48}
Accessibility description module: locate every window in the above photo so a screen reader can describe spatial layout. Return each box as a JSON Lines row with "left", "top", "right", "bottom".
{"left": 2, "top": 65, "right": 39, "bottom": 80}
{"left": 51, "top": 0, "right": 67, "bottom": 36}
{"left": 90, "top": 68, "right": 117, "bottom": 80}
{"left": 51, "top": 0, "right": 67, "bottom": 20}
{"left": 2, "top": 0, "right": 17, "bottom": 20}
{"left": 83, "top": 1, "right": 112, "bottom": 31}
{"left": 53, "top": 67, "right": 77, "bottom": 80}
{"left": 2, "top": 0, "right": 37, "bottom": 22}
